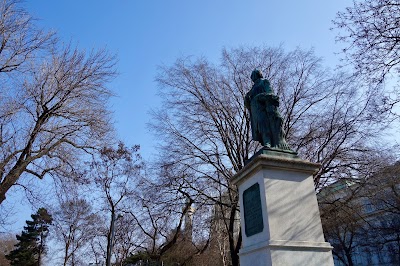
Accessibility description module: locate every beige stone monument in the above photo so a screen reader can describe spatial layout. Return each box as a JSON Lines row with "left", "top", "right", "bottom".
{"left": 231, "top": 149, "right": 334, "bottom": 266}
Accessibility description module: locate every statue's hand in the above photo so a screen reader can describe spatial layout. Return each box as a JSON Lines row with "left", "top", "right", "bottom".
{"left": 271, "top": 95, "right": 280, "bottom": 106}
{"left": 256, "top": 94, "right": 267, "bottom": 102}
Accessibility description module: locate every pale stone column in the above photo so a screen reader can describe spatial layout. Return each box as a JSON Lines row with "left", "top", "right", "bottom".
{"left": 231, "top": 151, "right": 334, "bottom": 266}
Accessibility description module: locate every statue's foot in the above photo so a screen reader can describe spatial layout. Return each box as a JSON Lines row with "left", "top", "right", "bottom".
{"left": 278, "top": 143, "right": 292, "bottom": 151}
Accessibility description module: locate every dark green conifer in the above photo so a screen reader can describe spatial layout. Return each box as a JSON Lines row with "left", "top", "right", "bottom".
{"left": 6, "top": 208, "right": 53, "bottom": 266}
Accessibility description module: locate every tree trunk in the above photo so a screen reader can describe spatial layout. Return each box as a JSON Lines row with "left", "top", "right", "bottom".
{"left": 0, "top": 168, "right": 26, "bottom": 205}
{"left": 63, "top": 236, "right": 71, "bottom": 266}
{"left": 345, "top": 249, "right": 353, "bottom": 266}
{"left": 106, "top": 209, "right": 115, "bottom": 266}
{"left": 228, "top": 200, "right": 240, "bottom": 266}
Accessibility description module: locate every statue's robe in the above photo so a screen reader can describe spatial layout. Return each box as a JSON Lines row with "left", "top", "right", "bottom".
{"left": 245, "top": 78, "right": 289, "bottom": 149}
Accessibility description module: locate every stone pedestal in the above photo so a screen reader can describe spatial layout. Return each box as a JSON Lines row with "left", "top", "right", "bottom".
{"left": 231, "top": 151, "right": 334, "bottom": 266}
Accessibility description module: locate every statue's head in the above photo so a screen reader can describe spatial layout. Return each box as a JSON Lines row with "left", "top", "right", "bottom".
{"left": 251, "top": 69, "right": 263, "bottom": 82}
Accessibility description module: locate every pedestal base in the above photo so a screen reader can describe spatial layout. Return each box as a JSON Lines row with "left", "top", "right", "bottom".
{"left": 239, "top": 240, "right": 333, "bottom": 266}
{"left": 231, "top": 152, "right": 334, "bottom": 266}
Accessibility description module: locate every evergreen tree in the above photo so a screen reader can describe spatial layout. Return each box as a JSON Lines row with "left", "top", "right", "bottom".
{"left": 6, "top": 208, "right": 53, "bottom": 266}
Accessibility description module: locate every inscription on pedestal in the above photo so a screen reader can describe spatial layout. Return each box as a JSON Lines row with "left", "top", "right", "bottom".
{"left": 243, "top": 183, "right": 264, "bottom": 237}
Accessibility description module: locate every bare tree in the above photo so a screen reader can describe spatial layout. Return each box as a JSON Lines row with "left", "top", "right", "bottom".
{"left": 52, "top": 196, "right": 99, "bottom": 266}
{"left": 151, "top": 46, "right": 391, "bottom": 265}
{"left": 319, "top": 158, "right": 400, "bottom": 266}
{"left": 361, "top": 162, "right": 400, "bottom": 263}
{"left": 319, "top": 180, "right": 367, "bottom": 266}
{"left": 0, "top": 233, "right": 16, "bottom": 266}
{"left": 367, "top": 161, "right": 400, "bottom": 215}
{"left": 0, "top": 0, "right": 55, "bottom": 73}
{"left": 0, "top": 44, "right": 116, "bottom": 204}
{"left": 0, "top": 203, "right": 16, "bottom": 232}
{"left": 333, "top": 0, "right": 400, "bottom": 84}
{"left": 0, "top": 0, "right": 117, "bottom": 205}
{"left": 120, "top": 168, "right": 214, "bottom": 265}
{"left": 112, "top": 215, "right": 143, "bottom": 266}
{"left": 89, "top": 142, "right": 142, "bottom": 266}
{"left": 333, "top": 0, "right": 400, "bottom": 120}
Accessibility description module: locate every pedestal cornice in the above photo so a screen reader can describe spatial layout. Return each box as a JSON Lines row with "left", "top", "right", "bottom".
{"left": 231, "top": 153, "right": 321, "bottom": 186}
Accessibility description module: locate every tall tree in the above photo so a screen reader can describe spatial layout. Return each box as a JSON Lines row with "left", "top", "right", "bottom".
{"left": 360, "top": 162, "right": 400, "bottom": 263}
{"left": 319, "top": 180, "right": 367, "bottom": 266}
{"left": 89, "top": 142, "right": 142, "bottom": 266}
{"left": 111, "top": 214, "right": 143, "bottom": 266}
{"left": 151, "top": 46, "right": 390, "bottom": 265}
{"left": 334, "top": 0, "right": 400, "bottom": 84}
{"left": 0, "top": 0, "right": 54, "bottom": 73}
{"left": 319, "top": 161, "right": 400, "bottom": 266}
{"left": 0, "top": 0, "right": 117, "bottom": 205}
{"left": 52, "top": 197, "right": 99, "bottom": 266}
{"left": 125, "top": 176, "right": 209, "bottom": 264}
{"left": 6, "top": 208, "right": 53, "bottom": 266}
{"left": 333, "top": 0, "right": 400, "bottom": 120}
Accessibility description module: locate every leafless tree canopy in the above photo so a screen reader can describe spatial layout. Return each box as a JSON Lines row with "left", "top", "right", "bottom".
{"left": 151, "top": 45, "right": 392, "bottom": 265}
{"left": 0, "top": 0, "right": 55, "bottom": 73}
{"left": 0, "top": 0, "right": 117, "bottom": 205}
{"left": 155, "top": 46, "right": 388, "bottom": 186}
{"left": 334, "top": 0, "right": 400, "bottom": 83}
{"left": 52, "top": 197, "right": 100, "bottom": 266}
{"left": 89, "top": 142, "right": 142, "bottom": 265}
{"left": 319, "top": 161, "right": 400, "bottom": 265}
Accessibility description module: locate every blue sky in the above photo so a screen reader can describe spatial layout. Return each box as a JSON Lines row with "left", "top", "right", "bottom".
{"left": 24, "top": 0, "right": 349, "bottom": 160}
{"left": 4, "top": 1, "right": 350, "bottom": 232}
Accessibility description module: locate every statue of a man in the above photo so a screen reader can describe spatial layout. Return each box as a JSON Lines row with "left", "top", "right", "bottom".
{"left": 245, "top": 69, "right": 290, "bottom": 150}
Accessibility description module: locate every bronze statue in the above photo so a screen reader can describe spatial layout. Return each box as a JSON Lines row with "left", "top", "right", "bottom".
{"left": 245, "top": 69, "right": 290, "bottom": 150}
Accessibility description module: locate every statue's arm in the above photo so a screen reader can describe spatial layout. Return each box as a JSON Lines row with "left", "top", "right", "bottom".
{"left": 255, "top": 93, "right": 280, "bottom": 106}
{"left": 244, "top": 92, "right": 251, "bottom": 109}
